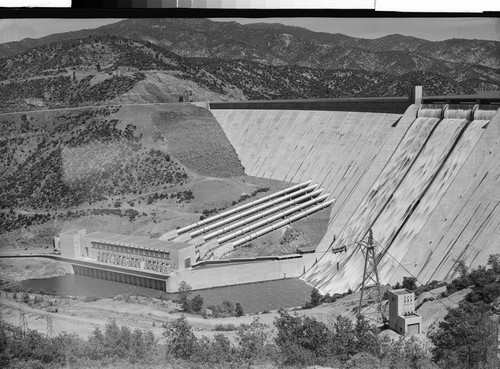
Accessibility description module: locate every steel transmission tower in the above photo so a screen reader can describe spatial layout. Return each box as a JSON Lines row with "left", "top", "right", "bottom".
{"left": 332, "top": 229, "right": 387, "bottom": 324}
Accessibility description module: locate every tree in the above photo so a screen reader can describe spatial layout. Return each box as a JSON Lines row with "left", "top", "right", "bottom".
{"left": 380, "top": 336, "right": 436, "bottom": 369}
{"left": 310, "top": 288, "right": 322, "bottom": 306}
{"left": 468, "top": 265, "right": 496, "bottom": 288}
{"left": 191, "top": 295, "right": 204, "bottom": 313}
{"left": 86, "top": 326, "right": 105, "bottom": 360}
{"left": 220, "top": 300, "right": 235, "bottom": 316}
{"left": 274, "top": 309, "right": 331, "bottom": 365}
{"left": 237, "top": 317, "right": 268, "bottom": 361}
{"left": 455, "top": 259, "right": 469, "bottom": 278}
{"left": 331, "top": 315, "right": 357, "bottom": 361}
{"left": 103, "top": 319, "right": 123, "bottom": 357}
{"left": 487, "top": 254, "right": 500, "bottom": 274}
{"left": 163, "top": 315, "right": 197, "bottom": 360}
{"left": 428, "top": 301, "right": 498, "bottom": 369}
{"left": 354, "top": 315, "right": 380, "bottom": 357}
{"left": 178, "top": 281, "right": 192, "bottom": 312}
{"left": 402, "top": 276, "right": 417, "bottom": 291}
{"left": 210, "top": 333, "right": 234, "bottom": 363}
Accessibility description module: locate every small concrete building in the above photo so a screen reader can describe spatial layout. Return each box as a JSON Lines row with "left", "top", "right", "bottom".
{"left": 388, "top": 289, "right": 422, "bottom": 335}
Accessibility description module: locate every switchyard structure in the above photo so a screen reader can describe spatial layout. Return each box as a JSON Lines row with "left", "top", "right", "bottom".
{"left": 388, "top": 289, "right": 421, "bottom": 335}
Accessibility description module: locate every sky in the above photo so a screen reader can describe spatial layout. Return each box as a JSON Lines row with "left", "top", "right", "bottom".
{"left": 0, "top": 17, "right": 498, "bottom": 44}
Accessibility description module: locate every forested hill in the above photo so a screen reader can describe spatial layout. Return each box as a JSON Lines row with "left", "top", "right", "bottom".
{"left": 1, "top": 31, "right": 496, "bottom": 113}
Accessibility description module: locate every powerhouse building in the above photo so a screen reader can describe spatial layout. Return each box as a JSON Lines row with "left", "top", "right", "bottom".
{"left": 59, "top": 229, "right": 196, "bottom": 274}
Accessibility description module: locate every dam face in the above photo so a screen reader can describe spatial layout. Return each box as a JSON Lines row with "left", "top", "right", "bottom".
{"left": 212, "top": 106, "right": 500, "bottom": 295}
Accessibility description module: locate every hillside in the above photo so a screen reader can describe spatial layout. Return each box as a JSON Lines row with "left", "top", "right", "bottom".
{"left": 0, "top": 18, "right": 497, "bottom": 112}
{"left": 0, "top": 36, "right": 247, "bottom": 113}
{"left": 1, "top": 19, "right": 498, "bottom": 71}
{"left": 0, "top": 35, "right": 492, "bottom": 113}
{"left": 0, "top": 103, "right": 246, "bottom": 210}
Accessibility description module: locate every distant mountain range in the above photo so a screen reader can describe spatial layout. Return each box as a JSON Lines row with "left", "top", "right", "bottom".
{"left": 0, "top": 18, "right": 498, "bottom": 112}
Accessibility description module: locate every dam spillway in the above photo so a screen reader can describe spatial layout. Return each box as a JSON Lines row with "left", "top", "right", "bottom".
{"left": 212, "top": 105, "right": 500, "bottom": 295}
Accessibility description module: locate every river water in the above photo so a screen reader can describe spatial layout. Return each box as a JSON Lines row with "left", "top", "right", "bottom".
{"left": 22, "top": 274, "right": 313, "bottom": 314}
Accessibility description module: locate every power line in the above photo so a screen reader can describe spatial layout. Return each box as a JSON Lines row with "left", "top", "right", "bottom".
{"left": 372, "top": 239, "right": 461, "bottom": 308}
{"left": 310, "top": 235, "right": 461, "bottom": 310}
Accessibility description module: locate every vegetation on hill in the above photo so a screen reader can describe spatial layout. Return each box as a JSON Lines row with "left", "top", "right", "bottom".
{"left": 0, "top": 36, "right": 231, "bottom": 112}
{"left": 0, "top": 307, "right": 436, "bottom": 369}
{"left": 1, "top": 18, "right": 498, "bottom": 71}
{"left": 427, "top": 254, "right": 500, "bottom": 369}
{"left": 0, "top": 106, "right": 191, "bottom": 211}
{"left": 0, "top": 22, "right": 498, "bottom": 112}
{"left": 0, "top": 255, "right": 497, "bottom": 368}
{"left": 152, "top": 105, "right": 245, "bottom": 178}
{"left": 0, "top": 103, "right": 251, "bottom": 246}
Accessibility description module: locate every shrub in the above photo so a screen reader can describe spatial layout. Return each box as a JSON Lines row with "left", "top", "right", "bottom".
{"left": 428, "top": 301, "right": 497, "bottom": 369}
{"left": 402, "top": 276, "right": 417, "bottom": 291}
{"left": 214, "top": 323, "right": 237, "bottom": 331}
{"left": 191, "top": 294, "right": 204, "bottom": 313}
{"left": 237, "top": 317, "right": 269, "bottom": 361}
{"left": 163, "top": 315, "right": 197, "bottom": 360}
{"left": 274, "top": 309, "right": 332, "bottom": 365}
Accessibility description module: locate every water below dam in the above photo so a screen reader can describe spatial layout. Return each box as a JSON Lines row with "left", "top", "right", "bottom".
{"left": 22, "top": 274, "right": 313, "bottom": 314}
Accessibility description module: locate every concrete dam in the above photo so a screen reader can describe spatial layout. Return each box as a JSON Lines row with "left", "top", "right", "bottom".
{"left": 212, "top": 104, "right": 500, "bottom": 295}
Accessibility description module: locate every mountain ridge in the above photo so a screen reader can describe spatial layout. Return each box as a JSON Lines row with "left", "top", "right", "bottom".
{"left": 0, "top": 18, "right": 497, "bottom": 112}
{"left": 1, "top": 18, "right": 498, "bottom": 70}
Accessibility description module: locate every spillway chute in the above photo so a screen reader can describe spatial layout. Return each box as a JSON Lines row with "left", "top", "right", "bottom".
{"left": 473, "top": 106, "right": 498, "bottom": 121}
{"left": 417, "top": 104, "right": 446, "bottom": 118}
{"left": 444, "top": 104, "right": 474, "bottom": 120}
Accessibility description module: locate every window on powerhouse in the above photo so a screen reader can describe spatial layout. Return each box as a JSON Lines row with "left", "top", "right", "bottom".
{"left": 91, "top": 242, "right": 169, "bottom": 259}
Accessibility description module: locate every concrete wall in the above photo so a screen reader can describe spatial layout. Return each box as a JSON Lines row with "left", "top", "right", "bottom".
{"left": 213, "top": 105, "right": 499, "bottom": 295}
{"left": 171, "top": 244, "right": 196, "bottom": 271}
{"left": 59, "top": 230, "right": 84, "bottom": 259}
{"left": 166, "top": 254, "right": 317, "bottom": 292}
{"left": 396, "top": 315, "right": 422, "bottom": 334}
{"left": 212, "top": 109, "right": 409, "bottom": 256}
{"left": 403, "top": 109, "right": 500, "bottom": 283}
{"left": 210, "top": 97, "right": 411, "bottom": 114}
